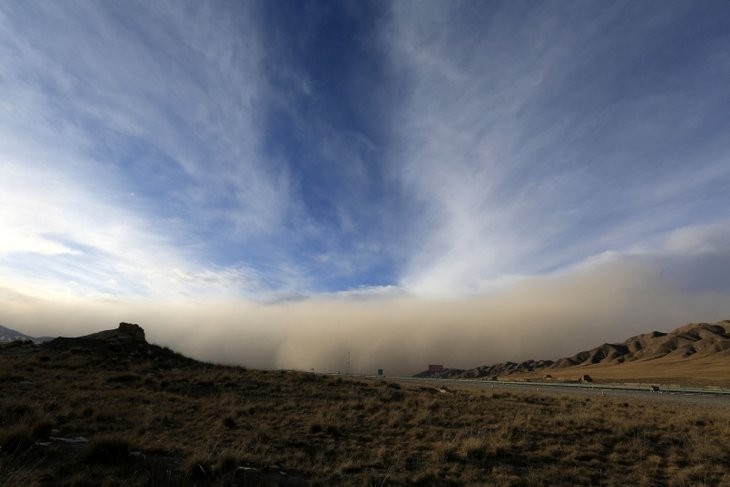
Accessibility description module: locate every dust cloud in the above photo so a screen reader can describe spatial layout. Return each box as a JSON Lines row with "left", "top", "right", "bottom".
{"left": 1, "top": 251, "right": 729, "bottom": 376}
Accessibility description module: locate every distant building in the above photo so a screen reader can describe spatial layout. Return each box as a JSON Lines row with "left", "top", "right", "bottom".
{"left": 428, "top": 364, "right": 444, "bottom": 373}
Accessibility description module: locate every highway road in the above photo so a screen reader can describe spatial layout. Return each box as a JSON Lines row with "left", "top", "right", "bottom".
{"left": 384, "top": 376, "right": 730, "bottom": 407}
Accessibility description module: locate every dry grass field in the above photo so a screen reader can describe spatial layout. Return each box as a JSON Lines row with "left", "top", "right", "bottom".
{"left": 2, "top": 327, "right": 730, "bottom": 486}
{"left": 512, "top": 355, "right": 730, "bottom": 388}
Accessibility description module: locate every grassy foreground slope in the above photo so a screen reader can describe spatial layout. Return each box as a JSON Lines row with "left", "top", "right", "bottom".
{"left": 1, "top": 324, "right": 730, "bottom": 486}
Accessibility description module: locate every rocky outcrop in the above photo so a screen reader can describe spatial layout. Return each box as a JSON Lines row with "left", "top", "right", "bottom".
{"left": 45, "top": 322, "right": 149, "bottom": 352}
{"left": 117, "top": 323, "right": 146, "bottom": 341}
{"left": 37, "top": 322, "right": 198, "bottom": 371}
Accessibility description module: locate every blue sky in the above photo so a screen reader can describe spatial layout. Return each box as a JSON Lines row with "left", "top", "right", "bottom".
{"left": 1, "top": 1, "right": 730, "bottom": 371}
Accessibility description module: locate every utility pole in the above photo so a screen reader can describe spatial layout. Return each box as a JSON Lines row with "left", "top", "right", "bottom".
{"left": 347, "top": 351, "right": 351, "bottom": 375}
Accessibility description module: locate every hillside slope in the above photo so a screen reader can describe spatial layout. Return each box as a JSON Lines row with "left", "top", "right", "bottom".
{"left": 554, "top": 322, "right": 730, "bottom": 367}
{"left": 418, "top": 320, "right": 730, "bottom": 385}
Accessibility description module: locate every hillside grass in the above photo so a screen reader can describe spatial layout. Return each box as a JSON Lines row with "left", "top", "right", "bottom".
{"left": 2, "top": 341, "right": 730, "bottom": 486}
{"left": 511, "top": 354, "right": 730, "bottom": 387}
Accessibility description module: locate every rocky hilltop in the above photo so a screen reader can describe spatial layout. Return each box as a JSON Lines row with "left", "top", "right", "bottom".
{"left": 45, "top": 322, "right": 146, "bottom": 350}
{"left": 0, "top": 322, "right": 196, "bottom": 371}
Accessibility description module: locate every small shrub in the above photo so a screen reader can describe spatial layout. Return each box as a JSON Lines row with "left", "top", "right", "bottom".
{"left": 338, "top": 458, "right": 363, "bottom": 474}
{"left": 31, "top": 419, "right": 54, "bottom": 440}
{"left": 106, "top": 374, "right": 140, "bottom": 384}
{"left": 186, "top": 456, "right": 214, "bottom": 480}
{"left": 460, "top": 437, "right": 489, "bottom": 462}
{"left": 217, "top": 453, "right": 239, "bottom": 473}
{"left": 325, "top": 424, "right": 341, "bottom": 437}
{"left": 44, "top": 402, "right": 59, "bottom": 413}
{"left": 5, "top": 403, "right": 34, "bottom": 421}
{"left": 432, "top": 441, "right": 459, "bottom": 463}
{"left": 85, "top": 435, "right": 130, "bottom": 464}
{"left": 380, "top": 389, "right": 404, "bottom": 402}
{"left": 0, "top": 426, "right": 33, "bottom": 455}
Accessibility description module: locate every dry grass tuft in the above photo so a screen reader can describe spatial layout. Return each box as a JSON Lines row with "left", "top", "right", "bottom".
{"left": 30, "top": 419, "right": 54, "bottom": 440}
{"left": 85, "top": 435, "right": 131, "bottom": 464}
{"left": 0, "top": 426, "right": 33, "bottom": 455}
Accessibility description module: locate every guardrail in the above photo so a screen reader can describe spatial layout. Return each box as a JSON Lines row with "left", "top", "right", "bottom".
{"left": 388, "top": 376, "right": 730, "bottom": 396}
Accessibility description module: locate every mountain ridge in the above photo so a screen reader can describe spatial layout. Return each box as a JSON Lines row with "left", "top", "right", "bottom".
{"left": 416, "top": 320, "right": 730, "bottom": 380}
{"left": 0, "top": 324, "right": 49, "bottom": 344}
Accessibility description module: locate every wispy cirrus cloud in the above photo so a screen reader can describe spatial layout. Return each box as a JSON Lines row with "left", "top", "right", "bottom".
{"left": 381, "top": 1, "right": 730, "bottom": 295}
{"left": 0, "top": 1, "right": 306, "bottom": 299}
{"left": 0, "top": 160, "right": 299, "bottom": 300}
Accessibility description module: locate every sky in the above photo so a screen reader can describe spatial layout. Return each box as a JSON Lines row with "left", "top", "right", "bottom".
{"left": 1, "top": 1, "right": 729, "bottom": 374}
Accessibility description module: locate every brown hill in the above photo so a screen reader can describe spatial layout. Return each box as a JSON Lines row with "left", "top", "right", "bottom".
{"left": 37, "top": 322, "right": 197, "bottom": 370}
{"left": 553, "top": 321, "right": 730, "bottom": 368}
{"left": 45, "top": 322, "right": 146, "bottom": 350}
{"left": 415, "top": 359, "right": 555, "bottom": 379}
{"left": 417, "top": 320, "right": 730, "bottom": 384}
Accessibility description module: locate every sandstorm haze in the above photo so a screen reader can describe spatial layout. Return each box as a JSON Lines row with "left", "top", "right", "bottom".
{"left": 1, "top": 1, "right": 729, "bottom": 375}
{"left": 4, "top": 235, "right": 730, "bottom": 375}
